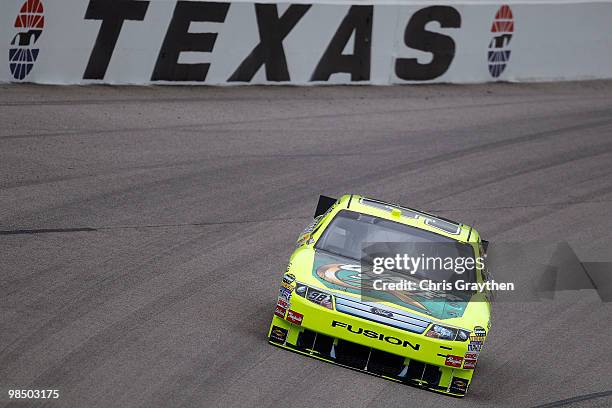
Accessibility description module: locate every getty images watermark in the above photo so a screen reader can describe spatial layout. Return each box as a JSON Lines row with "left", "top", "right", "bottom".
{"left": 369, "top": 252, "right": 514, "bottom": 293}
{"left": 349, "top": 241, "right": 611, "bottom": 304}
{"left": 359, "top": 242, "right": 516, "bottom": 300}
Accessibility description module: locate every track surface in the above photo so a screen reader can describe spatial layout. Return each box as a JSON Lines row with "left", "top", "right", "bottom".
{"left": 1, "top": 82, "right": 611, "bottom": 408}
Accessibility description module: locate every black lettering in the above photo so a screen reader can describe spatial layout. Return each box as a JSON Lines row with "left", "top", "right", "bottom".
{"left": 395, "top": 6, "right": 461, "bottom": 81}
{"left": 333, "top": 322, "right": 420, "bottom": 349}
{"left": 363, "top": 330, "right": 378, "bottom": 338}
{"left": 311, "top": 5, "right": 372, "bottom": 81}
{"left": 151, "top": 1, "right": 229, "bottom": 81}
{"left": 347, "top": 325, "right": 363, "bottom": 334}
{"left": 402, "top": 340, "right": 420, "bottom": 350}
{"left": 229, "top": 4, "right": 310, "bottom": 82}
{"left": 83, "top": 0, "right": 149, "bottom": 80}
{"left": 385, "top": 336, "right": 402, "bottom": 345}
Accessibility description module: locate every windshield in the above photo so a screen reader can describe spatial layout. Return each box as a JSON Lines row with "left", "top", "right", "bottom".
{"left": 315, "top": 210, "right": 477, "bottom": 284}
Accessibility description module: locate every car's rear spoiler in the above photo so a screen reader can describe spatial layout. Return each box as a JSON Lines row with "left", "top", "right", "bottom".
{"left": 481, "top": 239, "right": 489, "bottom": 253}
{"left": 314, "top": 195, "right": 337, "bottom": 218}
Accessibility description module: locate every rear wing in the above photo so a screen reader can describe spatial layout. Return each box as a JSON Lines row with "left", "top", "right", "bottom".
{"left": 314, "top": 195, "right": 336, "bottom": 218}
{"left": 481, "top": 239, "right": 490, "bottom": 253}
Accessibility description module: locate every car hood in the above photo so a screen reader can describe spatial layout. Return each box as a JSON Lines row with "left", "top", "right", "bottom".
{"left": 304, "top": 250, "right": 470, "bottom": 320}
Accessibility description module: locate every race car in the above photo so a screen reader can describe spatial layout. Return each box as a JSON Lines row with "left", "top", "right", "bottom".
{"left": 268, "top": 195, "right": 491, "bottom": 397}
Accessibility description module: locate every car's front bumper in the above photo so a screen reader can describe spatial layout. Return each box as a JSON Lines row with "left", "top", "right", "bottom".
{"left": 268, "top": 292, "right": 477, "bottom": 397}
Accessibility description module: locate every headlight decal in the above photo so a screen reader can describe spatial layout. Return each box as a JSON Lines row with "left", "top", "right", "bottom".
{"left": 306, "top": 288, "right": 333, "bottom": 309}
{"left": 295, "top": 283, "right": 307, "bottom": 297}
{"left": 295, "top": 283, "right": 334, "bottom": 309}
{"left": 425, "top": 324, "right": 458, "bottom": 341}
{"left": 456, "top": 329, "right": 470, "bottom": 342}
{"left": 425, "top": 324, "right": 477, "bottom": 342}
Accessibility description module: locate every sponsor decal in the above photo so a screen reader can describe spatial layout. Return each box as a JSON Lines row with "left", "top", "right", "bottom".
{"left": 281, "top": 281, "right": 294, "bottom": 290}
{"left": 470, "top": 334, "right": 485, "bottom": 343}
{"left": 282, "top": 273, "right": 296, "bottom": 285}
{"left": 473, "top": 326, "right": 487, "bottom": 337}
{"left": 468, "top": 343, "right": 483, "bottom": 352}
{"left": 270, "top": 325, "right": 288, "bottom": 344}
{"left": 463, "top": 359, "right": 477, "bottom": 369}
{"left": 277, "top": 298, "right": 289, "bottom": 309}
{"left": 279, "top": 287, "right": 292, "bottom": 301}
{"left": 370, "top": 307, "right": 393, "bottom": 318}
{"left": 297, "top": 217, "right": 319, "bottom": 246}
{"left": 331, "top": 320, "right": 420, "bottom": 350}
{"left": 286, "top": 309, "right": 303, "bottom": 325}
{"left": 274, "top": 305, "right": 287, "bottom": 318}
{"left": 469, "top": 334, "right": 485, "bottom": 341}
{"left": 9, "top": 0, "right": 44, "bottom": 80}
{"left": 464, "top": 352, "right": 479, "bottom": 360}
{"left": 488, "top": 5, "right": 514, "bottom": 78}
{"left": 470, "top": 335, "right": 485, "bottom": 344}
{"left": 468, "top": 326, "right": 486, "bottom": 352}
{"left": 296, "top": 233, "right": 311, "bottom": 247}
{"left": 445, "top": 355, "right": 464, "bottom": 368}
{"left": 449, "top": 377, "right": 468, "bottom": 394}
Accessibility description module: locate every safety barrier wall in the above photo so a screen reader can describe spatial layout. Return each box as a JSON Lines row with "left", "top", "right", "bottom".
{"left": 2, "top": 0, "right": 612, "bottom": 85}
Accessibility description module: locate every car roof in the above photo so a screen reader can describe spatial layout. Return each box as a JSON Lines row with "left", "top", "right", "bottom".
{"left": 334, "top": 194, "right": 480, "bottom": 244}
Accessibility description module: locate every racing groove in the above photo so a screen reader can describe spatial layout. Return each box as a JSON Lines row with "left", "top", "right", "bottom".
{"left": 1, "top": 82, "right": 611, "bottom": 408}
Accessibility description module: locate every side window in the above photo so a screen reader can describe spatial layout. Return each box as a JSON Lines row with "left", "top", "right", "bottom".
{"left": 319, "top": 224, "right": 348, "bottom": 252}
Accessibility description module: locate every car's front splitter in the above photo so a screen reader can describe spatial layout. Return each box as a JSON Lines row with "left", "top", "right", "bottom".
{"left": 268, "top": 316, "right": 472, "bottom": 398}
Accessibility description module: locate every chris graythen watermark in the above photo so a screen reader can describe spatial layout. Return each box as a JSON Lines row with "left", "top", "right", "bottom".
{"left": 371, "top": 277, "right": 514, "bottom": 293}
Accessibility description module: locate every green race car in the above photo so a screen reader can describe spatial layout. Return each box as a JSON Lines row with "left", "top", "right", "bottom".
{"left": 268, "top": 195, "right": 491, "bottom": 397}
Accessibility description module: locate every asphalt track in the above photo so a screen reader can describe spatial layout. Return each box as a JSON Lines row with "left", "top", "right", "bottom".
{"left": 1, "top": 81, "right": 611, "bottom": 408}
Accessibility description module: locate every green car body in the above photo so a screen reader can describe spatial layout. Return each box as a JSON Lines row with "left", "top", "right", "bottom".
{"left": 269, "top": 195, "right": 491, "bottom": 397}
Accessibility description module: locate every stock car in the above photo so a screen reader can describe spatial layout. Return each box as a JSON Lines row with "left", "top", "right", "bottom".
{"left": 268, "top": 195, "right": 491, "bottom": 397}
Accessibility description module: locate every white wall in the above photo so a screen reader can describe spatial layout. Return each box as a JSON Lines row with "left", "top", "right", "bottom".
{"left": 2, "top": 0, "right": 611, "bottom": 85}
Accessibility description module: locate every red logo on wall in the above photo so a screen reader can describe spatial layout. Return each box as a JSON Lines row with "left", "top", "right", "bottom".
{"left": 9, "top": 0, "right": 44, "bottom": 80}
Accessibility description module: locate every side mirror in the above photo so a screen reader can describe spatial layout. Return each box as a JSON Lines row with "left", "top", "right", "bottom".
{"left": 314, "top": 195, "right": 337, "bottom": 218}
